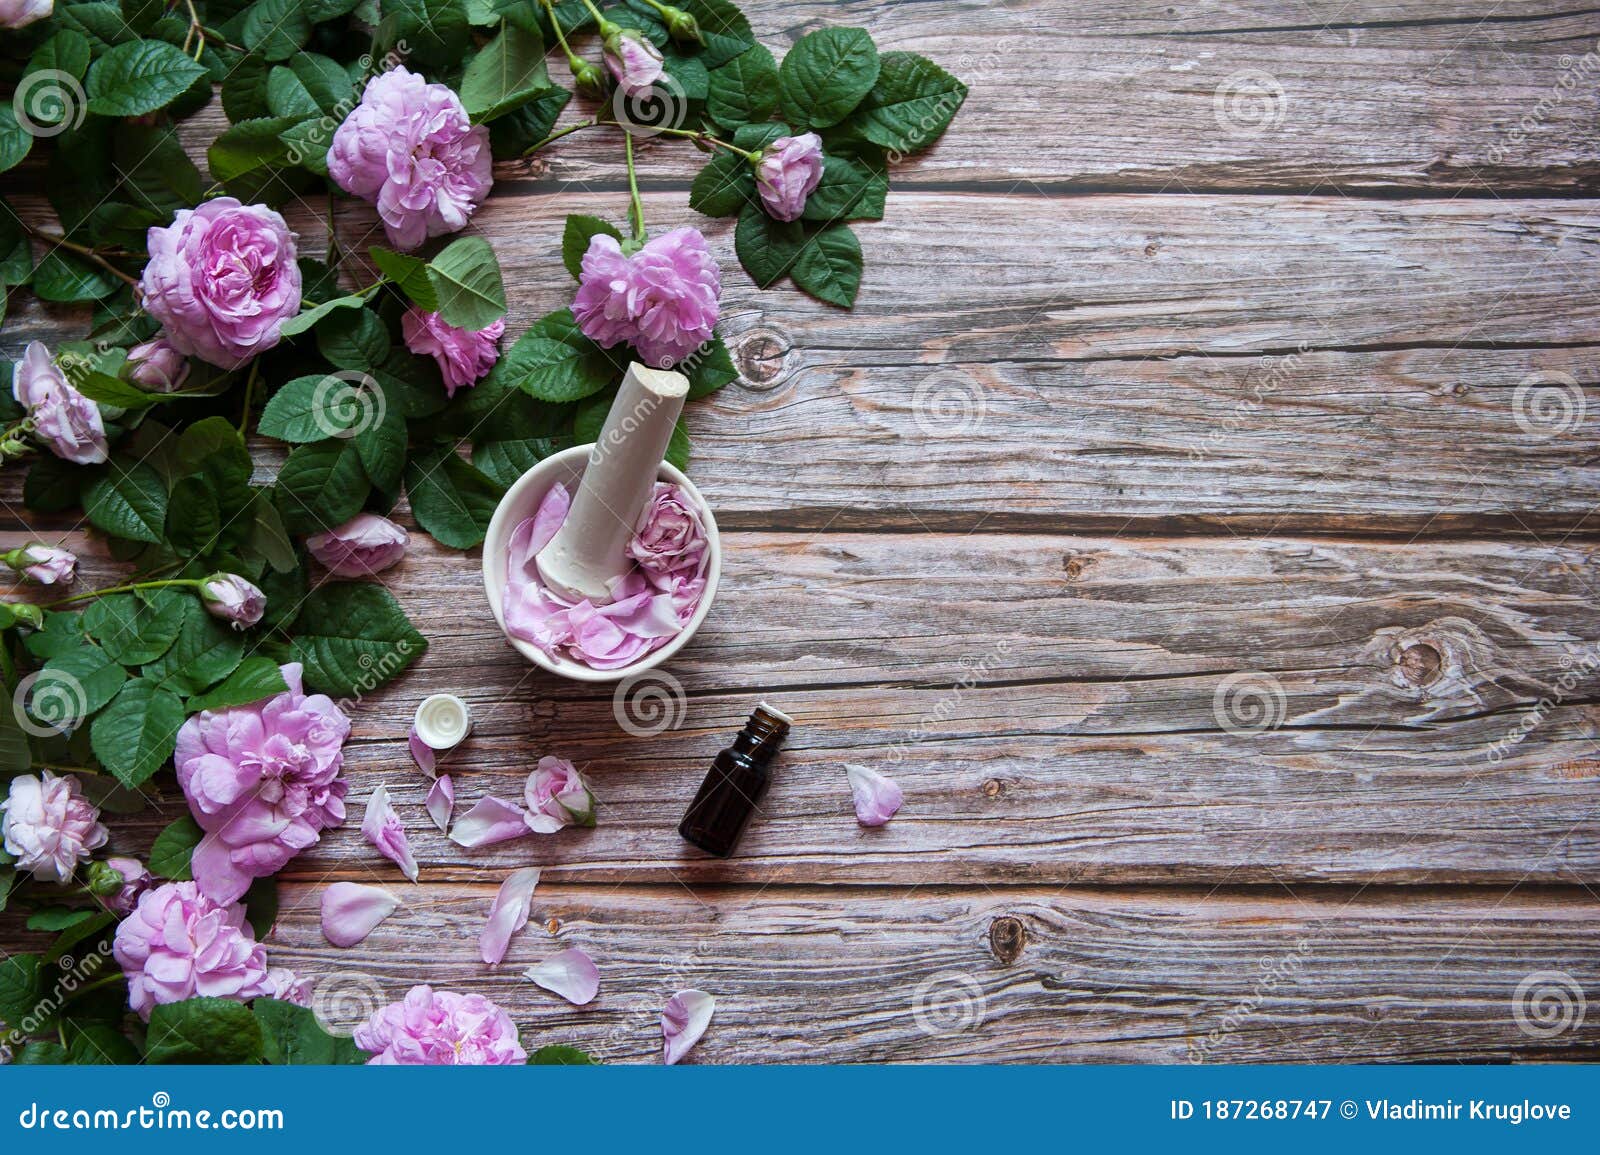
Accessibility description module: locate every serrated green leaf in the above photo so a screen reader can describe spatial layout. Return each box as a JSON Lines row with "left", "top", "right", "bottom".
{"left": 734, "top": 202, "right": 804, "bottom": 288}
{"left": 90, "top": 679, "right": 186, "bottom": 789}
{"left": 275, "top": 439, "right": 370, "bottom": 535}
{"left": 460, "top": 20, "right": 549, "bottom": 122}
{"left": 426, "top": 236, "right": 506, "bottom": 330}
{"left": 707, "top": 42, "right": 778, "bottom": 129}
{"left": 147, "top": 997, "right": 264, "bottom": 1064}
{"left": 845, "top": 51, "right": 967, "bottom": 154}
{"left": 354, "top": 401, "right": 406, "bottom": 490}
{"left": 24, "top": 458, "right": 83, "bottom": 514}
{"left": 370, "top": 246, "right": 439, "bottom": 312}
{"left": 689, "top": 149, "right": 754, "bottom": 217}
{"left": 83, "top": 462, "right": 169, "bottom": 544}
{"left": 86, "top": 40, "right": 208, "bottom": 117}
{"left": 287, "top": 582, "right": 426, "bottom": 697}
{"left": 802, "top": 153, "right": 885, "bottom": 222}
{"left": 149, "top": 815, "right": 202, "bottom": 879}
{"left": 222, "top": 52, "right": 273, "bottom": 121}
{"left": 66, "top": 1023, "right": 140, "bottom": 1065}
{"left": 242, "top": 0, "right": 313, "bottom": 61}
{"left": 33, "top": 250, "right": 121, "bottom": 303}
{"left": 185, "top": 656, "right": 290, "bottom": 714}
{"left": 255, "top": 998, "right": 368, "bottom": 1064}
{"left": 143, "top": 598, "right": 244, "bottom": 696}
{"left": 673, "top": 0, "right": 753, "bottom": 68}
{"left": 33, "top": 643, "right": 126, "bottom": 730}
{"left": 685, "top": 335, "right": 737, "bottom": 398}
{"left": 258, "top": 374, "right": 372, "bottom": 442}
{"left": 384, "top": 0, "right": 471, "bottom": 69}
{"left": 490, "top": 310, "right": 620, "bottom": 403}
{"left": 561, "top": 215, "right": 623, "bottom": 280}
{"left": 791, "top": 222, "right": 862, "bottom": 307}
{"left": 316, "top": 307, "right": 390, "bottom": 371}
{"left": 778, "top": 27, "right": 879, "bottom": 129}
{"left": 406, "top": 447, "right": 503, "bottom": 548}
{"left": 166, "top": 474, "right": 223, "bottom": 557}
{"left": 529, "top": 1044, "right": 598, "bottom": 1064}
{"left": 83, "top": 589, "right": 188, "bottom": 666}
{"left": 277, "top": 293, "right": 365, "bottom": 338}
{"left": 0, "top": 107, "right": 31, "bottom": 177}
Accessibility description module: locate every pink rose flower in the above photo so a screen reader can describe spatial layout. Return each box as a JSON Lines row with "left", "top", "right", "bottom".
{"left": 103, "top": 855, "right": 153, "bottom": 915}
{"left": 400, "top": 308, "right": 504, "bottom": 396}
{"left": 0, "top": 0, "right": 52, "bottom": 29}
{"left": 756, "top": 133, "right": 825, "bottom": 222}
{"left": 524, "top": 756, "right": 596, "bottom": 833}
{"left": 603, "top": 27, "right": 665, "bottom": 94}
{"left": 267, "top": 968, "right": 315, "bottom": 1006}
{"left": 174, "top": 662, "right": 351, "bottom": 905}
{"left": 113, "top": 881, "right": 277, "bottom": 1019}
{"left": 200, "top": 572, "right": 265, "bottom": 629}
{"left": 328, "top": 67, "right": 492, "bottom": 251}
{"left": 627, "top": 482, "right": 710, "bottom": 599}
{"left": 124, "top": 337, "right": 190, "bottom": 392}
{"left": 354, "top": 985, "right": 527, "bottom": 1065}
{"left": 3, "top": 543, "right": 77, "bottom": 585}
{"left": 11, "top": 342, "right": 108, "bottom": 465}
{"left": 140, "top": 198, "right": 301, "bottom": 369}
{"left": 0, "top": 771, "right": 107, "bottom": 884}
{"left": 571, "top": 227, "right": 721, "bottom": 369}
{"left": 306, "top": 513, "right": 409, "bottom": 577}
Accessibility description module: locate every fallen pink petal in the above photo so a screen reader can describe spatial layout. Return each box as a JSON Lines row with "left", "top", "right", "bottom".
{"left": 409, "top": 727, "right": 436, "bottom": 777}
{"left": 320, "top": 882, "right": 400, "bottom": 948}
{"left": 449, "top": 795, "right": 532, "bottom": 848}
{"left": 479, "top": 867, "right": 540, "bottom": 966}
{"left": 425, "top": 775, "right": 454, "bottom": 834}
{"left": 845, "top": 763, "right": 904, "bottom": 827}
{"left": 662, "top": 989, "right": 715, "bottom": 1065}
{"left": 524, "top": 947, "right": 600, "bottom": 1006}
{"left": 361, "top": 784, "right": 420, "bottom": 882}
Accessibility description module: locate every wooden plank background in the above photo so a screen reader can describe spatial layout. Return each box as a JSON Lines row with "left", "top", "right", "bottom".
{"left": 4, "top": 0, "right": 1600, "bottom": 1062}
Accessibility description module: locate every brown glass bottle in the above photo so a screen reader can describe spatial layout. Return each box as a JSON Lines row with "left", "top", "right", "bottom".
{"left": 678, "top": 702, "right": 792, "bottom": 856}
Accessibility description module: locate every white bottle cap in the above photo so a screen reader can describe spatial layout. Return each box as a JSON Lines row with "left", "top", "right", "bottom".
{"left": 413, "top": 694, "right": 472, "bottom": 750}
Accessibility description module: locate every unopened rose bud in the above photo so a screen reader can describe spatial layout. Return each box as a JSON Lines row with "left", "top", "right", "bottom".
{"left": 199, "top": 573, "right": 265, "bottom": 630}
{"left": 85, "top": 859, "right": 125, "bottom": 897}
{"left": 2, "top": 544, "right": 77, "bottom": 586}
{"left": 124, "top": 337, "right": 190, "bottom": 393}
{"left": 2, "top": 602, "right": 44, "bottom": 630}
{"left": 572, "top": 58, "right": 610, "bottom": 101}
{"left": 602, "top": 27, "right": 665, "bottom": 95}
{"left": 660, "top": 5, "right": 702, "bottom": 43}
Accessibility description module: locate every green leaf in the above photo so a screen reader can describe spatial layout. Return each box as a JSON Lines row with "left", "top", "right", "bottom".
{"left": 23, "top": 458, "right": 80, "bottom": 514}
{"left": 316, "top": 308, "right": 390, "bottom": 371}
{"left": 25, "top": 906, "right": 97, "bottom": 932}
{"left": 685, "top": 335, "right": 737, "bottom": 398}
{"left": 185, "top": 656, "right": 290, "bottom": 714}
{"left": 561, "top": 215, "right": 623, "bottom": 280}
{"left": 266, "top": 65, "right": 320, "bottom": 118}
{"left": 385, "top": 0, "right": 471, "bottom": 69}
{"left": 259, "top": 374, "right": 374, "bottom": 442}
{"left": 791, "top": 222, "right": 863, "bottom": 307}
{"left": 28, "top": 30, "right": 93, "bottom": 87}
{"left": 207, "top": 115, "right": 300, "bottom": 196}
{"left": 460, "top": 21, "right": 549, "bottom": 122}
{"left": 86, "top": 40, "right": 209, "bottom": 117}
{"left": 287, "top": 53, "right": 355, "bottom": 114}
{"left": 354, "top": 402, "right": 407, "bottom": 491}
{"left": 255, "top": 999, "right": 368, "bottom": 1064}
{"left": 275, "top": 439, "right": 370, "bottom": 535}
{"left": 488, "top": 84, "right": 570, "bottom": 158}
{"left": 0, "top": 954, "right": 42, "bottom": 1026}
{"left": 689, "top": 150, "right": 754, "bottom": 217}
{"left": 406, "top": 447, "right": 504, "bottom": 548}
{"left": 90, "top": 678, "right": 186, "bottom": 789}
{"left": 14, "top": 1042, "right": 70, "bottom": 1065}
{"left": 242, "top": 0, "right": 313, "bottom": 61}
{"left": 288, "top": 583, "right": 427, "bottom": 697}
{"left": 665, "top": 415, "right": 691, "bottom": 470}
{"left": 0, "top": 703, "right": 30, "bottom": 774}
{"left": 778, "top": 27, "right": 880, "bottom": 130}
{"left": 143, "top": 598, "right": 245, "bottom": 696}
{"left": 281, "top": 119, "right": 333, "bottom": 175}
{"left": 370, "top": 246, "right": 439, "bottom": 312}
{"left": 0, "top": 107, "right": 30, "bottom": 177}
{"left": 66, "top": 1023, "right": 141, "bottom": 1065}
{"left": 707, "top": 43, "right": 778, "bottom": 129}
{"left": 244, "top": 875, "right": 278, "bottom": 939}
{"left": 149, "top": 815, "right": 203, "bottom": 879}
{"left": 147, "top": 997, "right": 265, "bottom": 1064}
{"left": 734, "top": 203, "right": 804, "bottom": 288}
{"left": 846, "top": 51, "right": 967, "bottom": 154}
{"left": 277, "top": 293, "right": 365, "bottom": 338}
{"left": 491, "top": 309, "right": 620, "bottom": 403}
{"left": 32, "top": 250, "right": 120, "bottom": 303}
{"left": 426, "top": 236, "right": 506, "bottom": 331}
{"left": 472, "top": 435, "right": 560, "bottom": 488}
{"left": 33, "top": 643, "right": 127, "bottom": 729}
{"left": 83, "top": 589, "right": 188, "bottom": 666}
{"left": 66, "top": 369, "right": 161, "bottom": 410}
{"left": 222, "top": 52, "right": 273, "bottom": 121}
{"left": 802, "top": 154, "right": 886, "bottom": 222}
{"left": 83, "top": 462, "right": 169, "bottom": 544}
{"left": 675, "top": 0, "right": 754, "bottom": 68}
{"left": 371, "top": 346, "right": 450, "bottom": 417}
{"left": 166, "top": 474, "right": 223, "bottom": 558}
{"left": 529, "top": 1044, "right": 598, "bottom": 1065}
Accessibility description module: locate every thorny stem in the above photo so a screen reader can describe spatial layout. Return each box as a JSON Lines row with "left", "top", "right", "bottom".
{"left": 237, "top": 360, "right": 259, "bottom": 435}
{"left": 625, "top": 133, "right": 645, "bottom": 241}
{"left": 21, "top": 224, "right": 140, "bottom": 288}
{"left": 46, "top": 578, "right": 202, "bottom": 609}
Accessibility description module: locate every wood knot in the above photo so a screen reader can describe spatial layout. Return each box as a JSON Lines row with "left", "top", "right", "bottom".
{"left": 1397, "top": 642, "right": 1443, "bottom": 687}
{"left": 981, "top": 777, "right": 1004, "bottom": 798}
{"left": 732, "top": 327, "right": 792, "bottom": 390}
{"left": 989, "top": 916, "right": 1026, "bottom": 964}
{"left": 545, "top": 918, "right": 560, "bottom": 934}
{"left": 1062, "top": 553, "right": 1093, "bottom": 580}
{"left": 1143, "top": 241, "right": 1160, "bottom": 257}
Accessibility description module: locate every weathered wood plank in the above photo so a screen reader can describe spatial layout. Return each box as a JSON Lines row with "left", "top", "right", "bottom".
{"left": 6, "top": 191, "right": 1597, "bottom": 533}
{"left": 13, "top": 530, "right": 1598, "bottom": 884}
{"left": 242, "top": 882, "right": 1600, "bottom": 1063}
{"left": 147, "top": 0, "right": 1600, "bottom": 192}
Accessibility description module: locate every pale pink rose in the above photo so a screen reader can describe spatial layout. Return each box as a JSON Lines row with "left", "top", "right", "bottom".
{"left": 524, "top": 756, "right": 596, "bottom": 833}
{"left": 140, "top": 199, "right": 301, "bottom": 369}
{"left": 200, "top": 572, "right": 265, "bottom": 629}
{"left": 0, "top": 771, "right": 107, "bottom": 884}
{"left": 571, "top": 227, "right": 720, "bottom": 369}
{"left": 11, "top": 342, "right": 108, "bottom": 465}
{"left": 124, "top": 337, "right": 190, "bottom": 392}
{"left": 174, "top": 662, "right": 351, "bottom": 905}
{"left": 354, "top": 985, "right": 527, "bottom": 1065}
{"left": 112, "top": 881, "right": 275, "bottom": 1019}
{"left": 401, "top": 308, "right": 504, "bottom": 396}
{"left": 425, "top": 775, "right": 453, "bottom": 832}
{"left": 306, "top": 513, "right": 409, "bottom": 577}
{"left": 3, "top": 543, "right": 77, "bottom": 585}
{"left": 755, "top": 133, "right": 825, "bottom": 222}
{"left": 267, "top": 968, "right": 315, "bottom": 1006}
{"left": 328, "top": 67, "right": 492, "bottom": 251}
{"left": 627, "top": 482, "right": 710, "bottom": 600}
{"left": 0, "top": 0, "right": 52, "bottom": 29}
{"left": 103, "top": 855, "right": 153, "bottom": 915}
{"left": 603, "top": 28, "right": 665, "bottom": 94}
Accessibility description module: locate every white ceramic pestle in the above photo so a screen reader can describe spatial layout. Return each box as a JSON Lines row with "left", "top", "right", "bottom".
{"left": 534, "top": 362, "right": 688, "bottom": 604}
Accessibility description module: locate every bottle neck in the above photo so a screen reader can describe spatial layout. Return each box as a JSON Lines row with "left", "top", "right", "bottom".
{"left": 730, "top": 704, "right": 790, "bottom": 763}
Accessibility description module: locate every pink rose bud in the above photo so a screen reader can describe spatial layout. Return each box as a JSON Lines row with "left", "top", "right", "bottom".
{"left": 100, "top": 855, "right": 154, "bottom": 914}
{"left": 603, "top": 26, "right": 665, "bottom": 95}
{"left": 11, "top": 342, "right": 108, "bottom": 465}
{"left": 199, "top": 573, "right": 265, "bottom": 629}
{"left": 400, "top": 308, "right": 505, "bottom": 397}
{"left": 572, "top": 228, "right": 720, "bottom": 369}
{"left": 755, "top": 133, "right": 826, "bottom": 223}
{"left": 124, "top": 337, "right": 190, "bottom": 392}
{"left": 306, "top": 512, "right": 410, "bottom": 577}
{"left": 3, "top": 543, "right": 77, "bottom": 586}
{"left": 0, "top": 0, "right": 52, "bottom": 29}
{"left": 523, "top": 756, "right": 597, "bottom": 833}
{"left": 113, "top": 882, "right": 275, "bottom": 1019}
{"left": 0, "top": 771, "right": 108, "bottom": 884}
{"left": 329, "top": 67, "right": 492, "bottom": 252}
{"left": 139, "top": 199, "right": 301, "bottom": 369}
